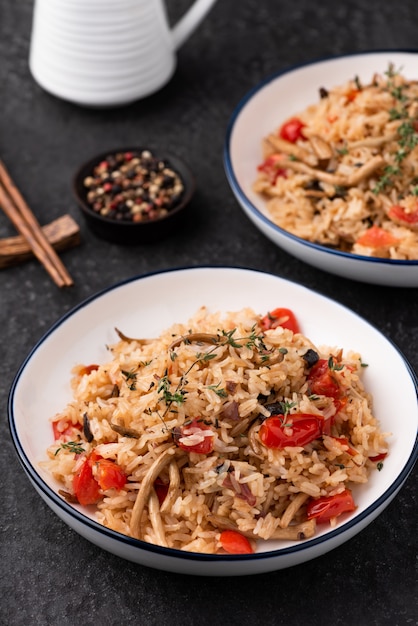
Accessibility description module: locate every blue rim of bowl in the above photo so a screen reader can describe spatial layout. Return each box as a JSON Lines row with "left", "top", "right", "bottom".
{"left": 7, "top": 266, "right": 418, "bottom": 564}
{"left": 224, "top": 49, "right": 418, "bottom": 269}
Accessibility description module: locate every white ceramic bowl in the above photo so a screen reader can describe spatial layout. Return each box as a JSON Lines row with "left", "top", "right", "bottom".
{"left": 8, "top": 267, "right": 418, "bottom": 575}
{"left": 224, "top": 51, "right": 418, "bottom": 287}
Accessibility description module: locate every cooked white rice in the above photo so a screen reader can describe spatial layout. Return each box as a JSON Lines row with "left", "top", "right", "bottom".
{"left": 42, "top": 306, "right": 389, "bottom": 554}
{"left": 253, "top": 65, "right": 418, "bottom": 259}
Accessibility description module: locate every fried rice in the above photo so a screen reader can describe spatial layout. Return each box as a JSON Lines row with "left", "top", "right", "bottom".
{"left": 253, "top": 65, "right": 418, "bottom": 259}
{"left": 42, "top": 306, "right": 389, "bottom": 554}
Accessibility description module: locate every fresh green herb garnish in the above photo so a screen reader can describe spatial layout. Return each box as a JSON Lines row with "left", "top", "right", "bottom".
{"left": 207, "top": 382, "right": 228, "bottom": 398}
{"left": 373, "top": 64, "right": 418, "bottom": 193}
{"left": 121, "top": 369, "right": 137, "bottom": 390}
{"left": 157, "top": 374, "right": 187, "bottom": 405}
{"left": 54, "top": 440, "right": 85, "bottom": 456}
{"left": 328, "top": 356, "right": 344, "bottom": 371}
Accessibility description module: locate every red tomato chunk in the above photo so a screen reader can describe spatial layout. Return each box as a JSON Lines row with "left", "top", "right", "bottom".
{"left": 279, "top": 117, "right": 306, "bottom": 143}
{"left": 219, "top": 530, "right": 254, "bottom": 554}
{"left": 307, "top": 358, "right": 341, "bottom": 400}
{"left": 73, "top": 450, "right": 126, "bottom": 505}
{"left": 176, "top": 419, "right": 215, "bottom": 454}
{"left": 307, "top": 489, "right": 356, "bottom": 523}
{"left": 259, "top": 414, "right": 323, "bottom": 449}
{"left": 257, "top": 154, "right": 287, "bottom": 184}
{"left": 260, "top": 307, "right": 300, "bottom": 333}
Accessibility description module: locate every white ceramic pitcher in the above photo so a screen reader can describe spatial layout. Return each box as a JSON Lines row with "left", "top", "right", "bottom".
{"left": 29, "top": 0, "right": 218, "bottom": 107}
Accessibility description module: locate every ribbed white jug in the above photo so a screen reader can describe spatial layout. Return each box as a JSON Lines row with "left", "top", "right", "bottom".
{"left": 29, "top": 0, "right": 217, "bottom": 107}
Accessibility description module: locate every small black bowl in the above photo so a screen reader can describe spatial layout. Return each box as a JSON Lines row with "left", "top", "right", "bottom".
{"left": 73, "top": 147, "right": 195, "bottom": 244}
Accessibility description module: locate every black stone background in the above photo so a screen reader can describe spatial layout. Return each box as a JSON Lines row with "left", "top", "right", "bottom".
{"left": 1, "top": 1, "right": 417, "bottom": 624}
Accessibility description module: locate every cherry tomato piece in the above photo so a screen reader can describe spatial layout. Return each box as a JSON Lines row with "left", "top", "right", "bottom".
{"left": 95, "top": 458, "right": 127, "bottom": 491}
{"left": 259, "top": 414, "right": 322, "bottom": 449}
{"left": 154, "top": 478, "right": 169, "bottom": 505}
{"left": 176, "top": 419, "right": 215, "bottom": 454}
{"left": 257, "top": 154, "right": 287, "bottom": 184}
{"left": 356, "top": 225, "right": 399, "bottom": 248}
{"left": 346, "top": 89, "right": 360, "bottom": 102}
{"left": 279, "top": 117, "right": 306, "bottom": 143}
{"left": 79, "top": 364, "right": 100, "bottom": 376}
{"left": 388, "top": 204, "right": 418, "bottom": 226}
{"left": 52, "top": 419, "right": 82, "bottom": 441}
{"left": 307, "top": 489, "right": 356, "bottom": 523}
{"left": 307, "top": 359, "right": 341, "bottom": 400}
{"left": 260, "top": 307, "right": 300, "bottom": 333}
{"left": 331, "top": 436, "right": 357, "bottom": 456}
{"left": 73, "top": 458, "right": 101, "bottom": 505}
{"left": 219, "top": 530, "right": 254, "bottom": 554}
{"left": 369, "top": 452, "right": 388, "bottom": 462}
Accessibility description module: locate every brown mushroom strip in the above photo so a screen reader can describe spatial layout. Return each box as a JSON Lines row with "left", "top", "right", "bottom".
{"left": 58, "top": 489, "right": 79, "bottom": 504}
{"left": 229, "top": 416, "right": 250, "bottom": 437}
{"left": 248, "top": 420, "right": 263, "bottom": 456}
{"left": 83, "top": 412, "right": 94, "bottom": 443}
{"left": 308, "top": 135, "right": 334, "bottom": 169}
{"left": 279, "top": 154, "right": 385, "bottom": 187}
{"left": 169, "top": 332, "right": 226, "bottom": 350}
{"left": 345, "top": 155, "right": 386, "bottom": 186}
{"left": 148, "top": 488, "right": 168, "bottom": 547}
{"left": 347, "top": 133, "right": 397, "bottom": 149}
{"left": 208, "top": 513, "right": 249, "bottom": 534}
{"left": 208, "top": 514, "right": 316, "bottom": 541}
{"left": 110, "top": 420, "right": 140, "bottom": 439}
{"left": 254, "top": 350, "right": 284, "bottom": 366}
{"left": 261, "top": 483, "right": 275, "bottom": 516}
{"left": 130, "top": 445, "right": 178, "bottom": 540}
{"left": 266, "top": 134, "right": 318, "bottom": 167}
{"left": 114, "top": 328, "right": 155, "bottom": 344}
{"left": 159, "top": 460, "right": 181, "bottom": 514}
{"left": 270, "top": 519, "right": 316, "bottom": 540}
{"left": 280, "top": 492, "right": 309, "bottom": 528}
{"left": 279, "top": 158, "right": 348, "bottom": 185}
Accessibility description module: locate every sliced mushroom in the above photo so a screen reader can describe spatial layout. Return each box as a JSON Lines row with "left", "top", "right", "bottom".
{"left": 347, "top": 133, "right": 397, "bottom": 149}
{"left": 270, "top": 519, "right": 316, "bottom": 540}
{"left": 148, "top": 489, "right": 168, "bottom": 547}
{"left": 159, "top": 460, "right": 181, "bottom": 514}
{"left": 308, "top": 135, "right": 334, "bottom": 169}
{"left": 169, "top": 333, "right": 225, "bottom": 350}
{"left": 114, "top": 328, "right": 155, "bottom": 344}
{"left": 207, "top": 513, "right": 316, "bottom": 541}
{"left": 110, "top": 419, "right": 140, "bottom": 439}
{"left": 58, "top": 489, "right": 79, "bottom": 504}
{"left": 280, "top": 492, "right": 309, "bottom": 528}
{"left": 279, "top": 154, "right": 385, "bottom": 187}
{"left": 248, "top": 420, "right": 263, "bottom": 456}
{"left": 130, "top": 445, "right": 179, "bottom": 540}
{"left": 345, "top": 156, "right": 386, "bottom": 186}
{"left": 254, "top": 349, "right": 284, "bottom": 366}
{"left": 83, "top": 412, "right": 94, "bottom": 443}
{"left": 266, "top": 134, "right": 318, "bottom": 167}
{"left": 279, "top": 158, "right": 347, "bottom": 185}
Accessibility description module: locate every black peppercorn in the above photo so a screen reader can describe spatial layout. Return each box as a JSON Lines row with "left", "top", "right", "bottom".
{"left": 83, "top": 150, "right": 185, "bottom": 223}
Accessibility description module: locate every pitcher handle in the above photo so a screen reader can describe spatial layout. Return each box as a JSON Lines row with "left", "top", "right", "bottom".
{"left": 171, "top": 0, "right": 218, "bottom": 50}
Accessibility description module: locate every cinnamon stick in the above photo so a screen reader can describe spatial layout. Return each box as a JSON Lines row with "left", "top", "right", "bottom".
{"left": 0, "top": 214, "right": 80, "bottom": 268}
{"left": 0, "top": 160, "right": 74, "bottom": 287}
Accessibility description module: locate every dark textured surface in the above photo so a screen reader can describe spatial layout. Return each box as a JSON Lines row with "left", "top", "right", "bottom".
{"left": 1, "top": 1, "right": 417, "bottom": 624}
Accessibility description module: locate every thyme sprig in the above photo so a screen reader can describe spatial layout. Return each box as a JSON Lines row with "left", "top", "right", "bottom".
{"left": 54, "top": 440, "right": 85, "bottom": 456}
{"left": 157, "top": 325, "right": 282, "bottom": 420}
{"left": 121, "top": 369, "right": 137, "bottom": 391}
{"left": 373, "top": 64, "right": 418, "bottom": 194}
